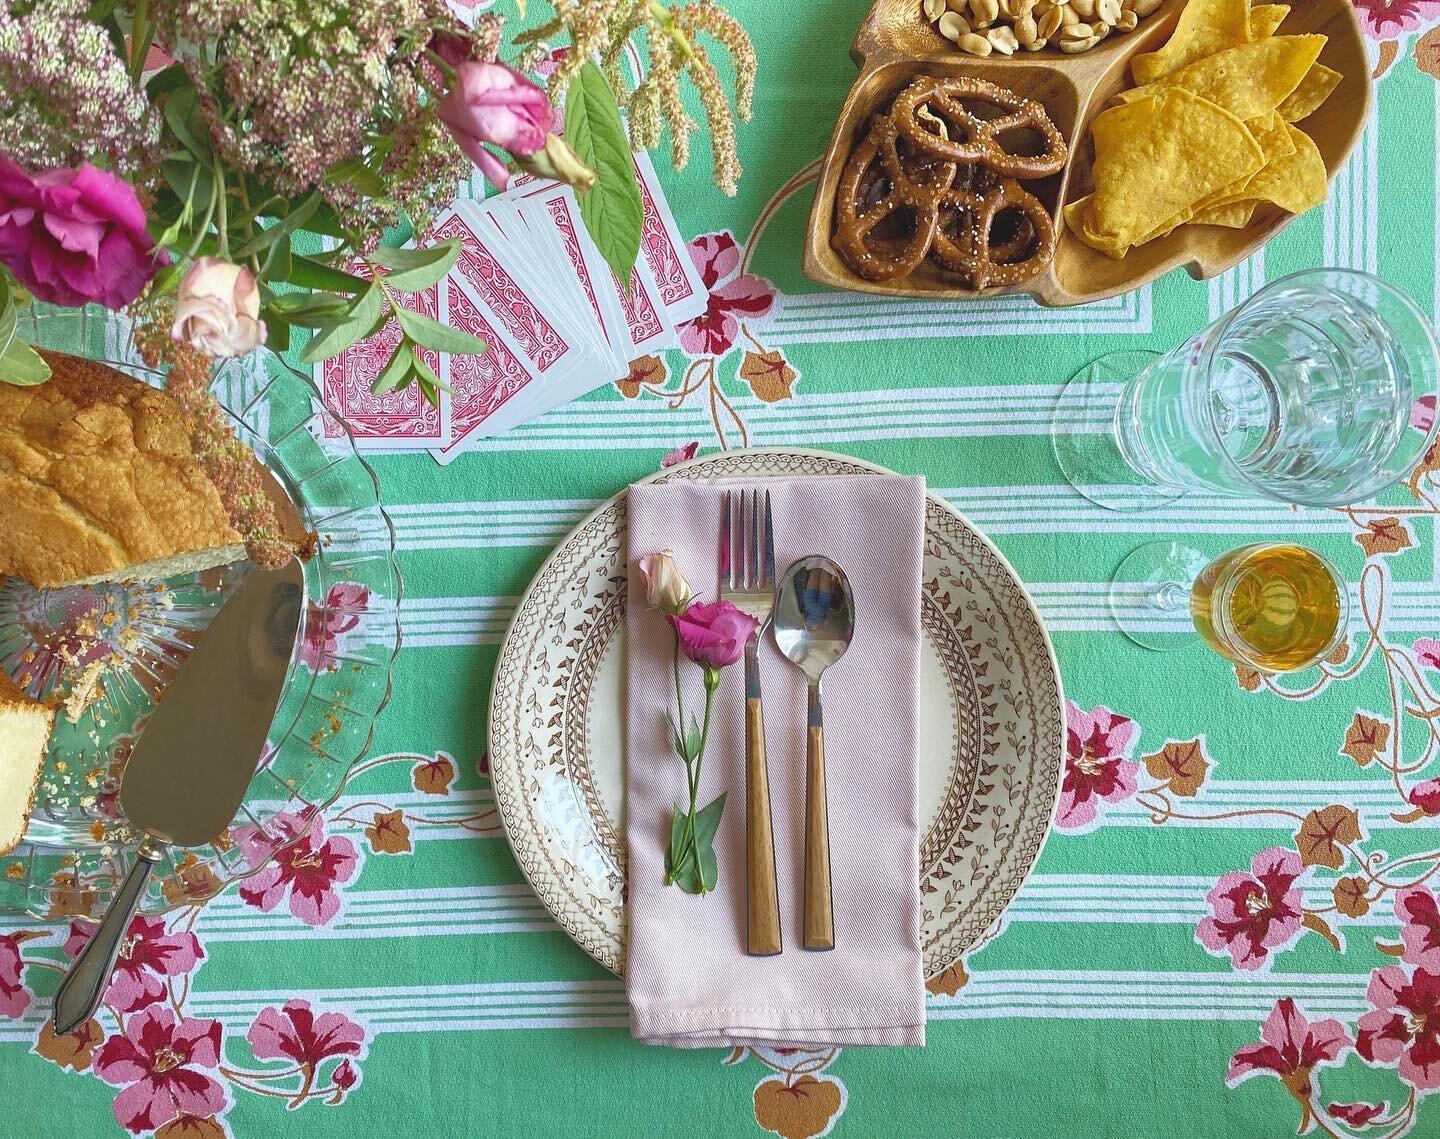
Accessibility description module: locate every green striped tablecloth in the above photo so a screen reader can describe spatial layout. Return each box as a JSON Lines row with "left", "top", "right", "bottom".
{"left": 6, "top": 3, "right": 1440, "bottom": 1135}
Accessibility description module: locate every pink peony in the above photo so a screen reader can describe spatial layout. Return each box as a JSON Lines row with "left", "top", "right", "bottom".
{"left": 667, "top": 600, "right": 758, "bottom": 670}
{"left": 438, "top": 62, "right": 554, "bottom": 190}
{"left": 0, "top": 157, "right": 160, "bottom": 309}
{"left": 171, "top": 257, "right": 266, "bottom": 358}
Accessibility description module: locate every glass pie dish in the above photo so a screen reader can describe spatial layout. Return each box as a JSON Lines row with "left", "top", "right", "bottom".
{"left": 0, "top": 306, "right": 400, "bottom": 920}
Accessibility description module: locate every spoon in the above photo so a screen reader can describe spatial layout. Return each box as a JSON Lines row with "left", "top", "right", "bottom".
{"left": 774, "top": 555, "right": 855, "bottom": 951}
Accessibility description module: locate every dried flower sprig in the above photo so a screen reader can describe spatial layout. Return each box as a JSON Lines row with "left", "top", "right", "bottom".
{"left": 518, "top": 0, "right": 756, "bottom": 195}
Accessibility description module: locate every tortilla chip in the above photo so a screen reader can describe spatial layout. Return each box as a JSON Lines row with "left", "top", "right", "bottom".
{"left": 1131, "top": 0, "right": 1250, "bottom": 85}
{"left": 1064, "top": 197, "right": 1132, "bottom": 259}
{"left": 1248, "top": 111, "right": 1298, "bottom": 163}
{"left": 1248, "top": 4, "right": 1290, "bottom": 39}
{"left": 1242, "top": 121, "right": 1328, "bottom": 213}
{"left": 1277, "top": 62, "right": 1342, "bottom": 122}
{"left": 1087, "top": 89, "right": 1265, "bottom": 248}
{"left": 1115, "top": 36, "right": 1327, "bottom": 120}
{"left": 1191, "top": 201, "right": 1259, "bottom": 227}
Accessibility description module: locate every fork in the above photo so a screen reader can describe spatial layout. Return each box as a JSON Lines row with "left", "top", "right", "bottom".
{"left": 720, "top": 488, "right": 782, "bottom": 956}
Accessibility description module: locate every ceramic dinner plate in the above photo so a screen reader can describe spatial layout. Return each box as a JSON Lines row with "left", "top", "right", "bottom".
{"left": 489, "top": 447, "right": 1065, "bottom": 979}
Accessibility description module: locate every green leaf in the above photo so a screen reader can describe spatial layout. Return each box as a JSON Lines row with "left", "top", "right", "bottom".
{"left": 685, "top": 716, "right": 704, "bottom": 763}
{"left": 370, "top": 338, "right": 412, "bottom": 396}
{"left": 365, "top": 241, "right": 460, "bottom": 292}
{"left": 566, "top": 62, "right": 643, "bottom": 285}
{"left": 164, "top": 157, "right": 214, "bottom": 222}
{"left": 148, "top": 261, "right": 185, "bottom": 298}
{"left": 233, "top": 194, "right": 321, "bottom": 259}
{"left": 0, "top": 276, "right": 17, "bottom": 359}
{"left": 298, "top": 284, "right": 384, "bottom": 364}
{"left": 693, "top": 793, "right": 726, "bottom": 852}
{"left": 265, "top": 291, "right": 351, "bottom": 326}
{"left": 266, "top": 317, "right": 291, "bottom": 354}
{"left": 394, "top": 306, "right": 487, "bottom": 356}
{"left": 417, "top": 376, "right": 441, "bottom": 408}
{"left": 0, "top": 337, "right": 52, "bottom": 386}
{"left": 409, "top": 347, "right": 448, "bottom": 393}
{"left": 696, "top": 838, "right": 718, "bottom": 893}
{"left": 145, "top": 63, "right": 188, "bottom": 100}
{"left": 324, "top": 157, "right": 385, "bottom": 198}
{"left": 262, "top": 234, "right": 293, "bottom": 283}
{"left": 163, "top": 87, "right": 211, "bottom": 160}
{"left": 286, "top": 256, "right": 369, "bottom": 294}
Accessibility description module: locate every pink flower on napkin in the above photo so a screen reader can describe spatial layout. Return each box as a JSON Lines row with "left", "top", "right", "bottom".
{"left": 1197, "top": 847, "right": 1306, "bottom": 971}
{"left": 0, "top": 933, "right": 30, "bottom": 1019}
{"left": 0, "top": 157, "right": 162, "bottom": 309}
{"left": 1056, "top": 702, "right": 1138, "bottom": 831}
{"left": 679, "top": 231, "right": 776, "bottom": 358}
{"left": 63, "top": 915, "right": 203, "bottom": 1014}
{"left": 93, "top": 1005, "right": 228, "bottom": 1134}
{"left": 1226, "top": 997, "right": 1352, "bottom": 1094}
{"left": 668, "top": 599, "right": 758, "bottom": 670}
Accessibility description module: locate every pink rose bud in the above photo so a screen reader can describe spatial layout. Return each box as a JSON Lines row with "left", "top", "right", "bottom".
{"left": 438, "top": 62, "right": 555, "bottom": 190}
{"left": 637, "top": 551, "right": 694, "bottom": 615}
{"left": 667, "top": 600, "right": 759, "bottom": 670}
{"left": 171, "top": 257, "right": 267, "bottom": 358}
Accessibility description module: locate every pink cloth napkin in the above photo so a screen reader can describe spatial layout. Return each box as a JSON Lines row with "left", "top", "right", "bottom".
{"left": 625, "top": 475, "right": 927, "bottom": 1048}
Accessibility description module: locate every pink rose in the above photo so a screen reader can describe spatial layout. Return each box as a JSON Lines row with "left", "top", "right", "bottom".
{"left": 0, "top": 157, "right": 161, "bottom": 309}
{"left": 438, "top": 62, "right": 554, "bottom": 189}
{"left": 637, "top": 550, "right": 693, "bottom": 615}
{"left": 171, "top": 257, "right": 266, "bottom": 358}
{"left": 667, "top": 600, "right": 758, "bottom": 670}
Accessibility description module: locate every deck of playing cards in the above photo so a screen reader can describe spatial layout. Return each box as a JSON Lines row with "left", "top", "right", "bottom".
{"left": 317, "top": 151, "right": 707, "bottom": 464}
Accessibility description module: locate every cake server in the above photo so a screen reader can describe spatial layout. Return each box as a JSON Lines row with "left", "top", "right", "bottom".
{"left": 52, "top": 558, "right": 305, "bottom": 1035}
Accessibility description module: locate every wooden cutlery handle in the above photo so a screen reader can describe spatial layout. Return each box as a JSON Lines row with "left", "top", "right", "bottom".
{"left": 746, "top": 696, "right": 783, "bottom": 956}
{"left": 804, "top": 715, "right": 835, "bottom": 951}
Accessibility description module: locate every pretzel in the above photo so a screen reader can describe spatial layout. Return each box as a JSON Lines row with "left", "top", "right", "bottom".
{"left": 831, "top": 117, "right": 945, "bottom": 282}
{"left": 931, "top": 178, "right": 1056, "bottom": 289}
{"left": 891, "top": 76, "right": 1067, "bottom": 179}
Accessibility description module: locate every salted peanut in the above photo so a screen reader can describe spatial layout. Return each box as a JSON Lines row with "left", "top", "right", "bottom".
{"left": 1096, "top": 0, "right": 1121, "bottom": 23}
{"left": 1059, "top": 31, "right": 1099, "bottom": 51}
{"left": 1037, "top": 5, "right": 1064, "bottom": 38}
{"left": 924, "top": 0, "right": 948, "bottom": 21}
{"left": 946, "top": 0, "right": 969, "bottom": 11}
{"left": 1034, "top": 0, "right": 1057, "bottom": 13}
{"left": 1023, "top": 38, "right": 1046, "bottom": 49}
{"left": 1058, "top": 20, "right": 1092, "bottom": 41}
{"left": 1069, "top": 0, "right": 1095, "bottom": 18}
{"left": 1014, "top": 12, "right": 1039, "bottom": 43}
{"left": 1014, "top": 0, "right": 1038, "bottom": 15}
{"left": 938, "top": 10, "right": 970, "bottom": 38}
{"left": 1114, "top": 8, "right": 1138, "bottom": 30}
{"left": 1089, "top": 18, "right": 1111, "bottom": 39}
{"left": 1058, "top": 3, "right": 1082, "bottom": 27}
{"left": 958, "top": 30, "right": 994, "bottom": 54}
{"left": 969, "top": 0, "right": 1000, "bottom": 27}
{"left": 988, "top": 24, "right": 1020, "bottom": 53}
{"left": 1130, "top": 0, "right": 1162, "bottom": 14}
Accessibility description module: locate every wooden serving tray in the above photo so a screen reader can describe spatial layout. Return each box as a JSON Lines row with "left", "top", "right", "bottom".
{"left": 802, "top": 0, "right": 1371, "bottom": 307}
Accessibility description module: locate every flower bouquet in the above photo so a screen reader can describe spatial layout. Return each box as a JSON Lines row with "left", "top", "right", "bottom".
{"left": 0, "top": 0, "right": 756, "bottom": 401}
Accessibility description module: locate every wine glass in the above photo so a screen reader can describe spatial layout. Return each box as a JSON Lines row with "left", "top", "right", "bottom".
{"left": 1052, "top": 269, "right": 1440, "bottom": 512}
{"left": 1111, "top": 541, "right": 1348, "bottom": 672}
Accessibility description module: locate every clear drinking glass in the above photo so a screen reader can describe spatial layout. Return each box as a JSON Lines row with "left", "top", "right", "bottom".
{"left": 1052, "top": 269, "right": 1440, "bottom": 512}
{"left": 1111, "top": 540, "right": 1348, "bottom": 672}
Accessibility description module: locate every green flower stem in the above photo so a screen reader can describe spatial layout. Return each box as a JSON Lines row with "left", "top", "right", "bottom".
{"left": 129, "top": 0, "right": 155, "bottom": 84}
{"left": 184, "top": 170, "right": 220, "bottom": 262}
{"left": 665, "top": 663, "right": 719, "bottom": 889}
{"left": 214, "top": 161, "right": 229, "bottom": 259}
{"left": 647, "top": 0, "right": 695, "bottom": 62}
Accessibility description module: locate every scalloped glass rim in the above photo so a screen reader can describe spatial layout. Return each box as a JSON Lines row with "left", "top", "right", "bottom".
{"left": 0, "top": 305, "right": 401, "bottom": 921}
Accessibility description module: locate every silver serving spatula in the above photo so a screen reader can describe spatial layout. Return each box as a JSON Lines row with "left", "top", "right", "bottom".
{"left": 52, "top": 558, "right": 305, "bottom": 1034}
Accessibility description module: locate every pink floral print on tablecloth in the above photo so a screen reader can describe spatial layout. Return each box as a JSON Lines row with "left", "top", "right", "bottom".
{"left": 235, "top": 809, "right": 359, "bottom": 926}
{"left": 1197, "top": 848, "right": 1307, "bottom": 971}
{"left": 299, "top": 582, "right": 370, "bottom": 671}
{"left": 679, "top": 231, "right": 776, "bottom": 358}
{"left": 1056, "top": 701, "right": 1139, "bottom": 831}
{"left": 63, "top": 916, "right": 202, "bottom": 1014}
{"left": 93, "top": 1005, "right": 228, "bottom": 1134}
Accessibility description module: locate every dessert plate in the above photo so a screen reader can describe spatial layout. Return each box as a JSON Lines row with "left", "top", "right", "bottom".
{"left": 803, "top": 0, "right": 1370, "bottom": 305}
{"left": 489, "top": 447, "right": 1065, "bottom": 980}
{"left": 0, "top": 307, "right": 400, "bottom": 921}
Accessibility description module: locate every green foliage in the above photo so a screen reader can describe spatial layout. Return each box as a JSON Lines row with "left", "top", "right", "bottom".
{"left": 566, "top": 61, "right": 643, "bottom": 287}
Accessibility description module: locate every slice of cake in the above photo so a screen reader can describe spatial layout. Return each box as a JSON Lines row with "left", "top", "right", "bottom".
{"left": 0, "top": 671, "right": 53, "bottom": 856}
{"left": 0, "top": 351, "right": 308, "bottom": 590}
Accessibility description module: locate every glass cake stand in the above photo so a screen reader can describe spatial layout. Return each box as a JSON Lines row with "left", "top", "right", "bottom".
{"left": 0, "top": 306, "right": 401, "bottom": 920}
